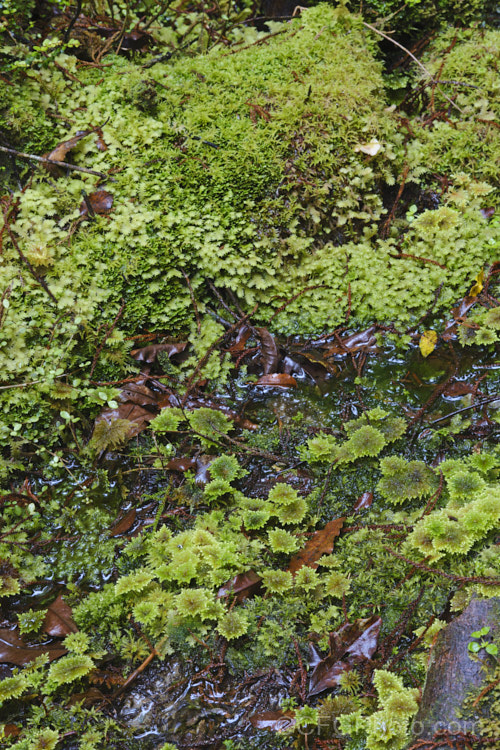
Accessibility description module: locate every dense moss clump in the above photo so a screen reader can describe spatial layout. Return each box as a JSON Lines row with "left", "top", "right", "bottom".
{"left": 0, "top": 6, "right": 499, "bottom": 461}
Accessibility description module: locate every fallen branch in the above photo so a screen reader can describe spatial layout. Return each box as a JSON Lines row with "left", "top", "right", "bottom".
{"left": 0, "top": 145, "right": 110, "bottom": 179}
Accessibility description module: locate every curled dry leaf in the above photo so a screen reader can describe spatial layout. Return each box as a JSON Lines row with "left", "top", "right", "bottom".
{"left": 255, "top": 373, "right": 297, "bottom": 388}
{"left": 289, "top": 517, "right": 344, "bottom": 574}
{"left": 43, "top": 130, "right": 93, "bottom": 176}
{"left": 228, "top": 325, "right": 252, "bottom": 353}
{"left": 0, "top": 628, "right": 67, "bottom": 666}
{"left": 308, "top": 615, "right": 382, "bottom": 696}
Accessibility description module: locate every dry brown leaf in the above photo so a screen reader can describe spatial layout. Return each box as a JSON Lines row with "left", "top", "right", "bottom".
{"left": 289, "top": 518, "right": 344, "bottom": 574}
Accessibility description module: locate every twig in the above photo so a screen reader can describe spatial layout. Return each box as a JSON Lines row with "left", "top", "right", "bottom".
{"left": 383, "top": 547, "right": 500, "bottom": 586}
{"left": 181, "top": 304, "right": 258, "bottom": 405}
{"left": 472, "top": 676, "right": 500, "bottom": 708}
{"left": 429, "top": 395, "right": 500, "bottom": 426}
{"left": 0, "top": 146, "right": 109, "bottom": 179}
{"left": 63, "top": 0, "right": 83, "bottom": 44}
{"left": 381, "top": 164, "right": 409, "bottom": 238}
{"left": 292, "top": 638, "right": 307, "bottom": 703}
{"left": 89, "top": 300, "right": 126, "bottom": 377}
{"left": 391, "top": 251, "right": 447, "bottom": 269}
{"left": 267, "top": 284, "right": 327, "bottom": 324}
{"left": 112, "top": 643, "right": 163, "bottom": 698}
{"left": 362, "top": 22, "right": 465, "bottom": 114}
{"left": 181, "top": 269, "right": 201, "bottom": 334}
{"left": 4, "top": 224, "right": 58, "bottom": 304}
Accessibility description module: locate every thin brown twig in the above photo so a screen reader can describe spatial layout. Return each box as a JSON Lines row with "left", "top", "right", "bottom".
{"left": 89, "top": 300, "right": 126, "bottom": 377}
{"left": 181, "top": 304, "right": 258, "bottom": 405}
{"left": 383, "top": 546, "right": 500, "bottom": 586}
{"left": 362, "top": 23, "right": 465, "bottom": 114}
{"left": 181, "top": 269, "right": 201, "bottom": 334}
{"left": 0, "top": 145, "right": 110, "bottom": 179}
{"left": 4, "top": 224, "right": 58, "bottom": 303}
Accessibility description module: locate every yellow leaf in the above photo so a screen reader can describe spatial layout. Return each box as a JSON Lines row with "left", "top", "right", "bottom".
{"left": 469, "top": 269, "right": 484, "bottom": 297}
{"left": 419, "top": 330, "right": 437, "bottom": 358}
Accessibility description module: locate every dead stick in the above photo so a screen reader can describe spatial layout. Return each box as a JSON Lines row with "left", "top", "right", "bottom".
{"left": 362, "top": 22, "right": 465, "bottom": 114}
{"left": 0, "top": 145, "right": 109, "bottom": 179}
{"left": 383, "top": 547, "right": 500, "bottom": 586}
{"left": 89, "top": 300, "right": 126, "bottom": 377}
{"left": 181, "top": 304, "right": 258, "bottom": 406}
{"left": 5, "top": 225, "right": 58, "bottom": 303}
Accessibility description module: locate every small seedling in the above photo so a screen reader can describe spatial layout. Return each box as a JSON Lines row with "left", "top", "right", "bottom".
{"left": 468, "top": 627, "right": 498, "bottom": 657}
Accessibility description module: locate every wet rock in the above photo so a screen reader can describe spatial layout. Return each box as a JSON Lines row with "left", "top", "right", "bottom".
{"left": 409, "top": 597, "right": 500, "bottom": 748}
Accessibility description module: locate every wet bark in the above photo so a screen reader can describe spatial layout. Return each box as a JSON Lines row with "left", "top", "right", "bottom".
{"left": 409, "top": 597, "right": 500, "bottom": 748}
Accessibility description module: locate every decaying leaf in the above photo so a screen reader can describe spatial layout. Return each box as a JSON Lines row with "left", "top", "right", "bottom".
{"left": 110, "top": 508, "right": 137, "bottom": 537}
{"left": 217, "top": 571, "right": 262, "bottom": 602}
{"left": 0, "top": 628, "right": 67, "bottom": 666}
{"left": 354, "top": 139, "right": 381, "bottom": 156}
{"left": 255, "top": 373, "right": 297, "bottom": 388}
{"left": 256, "top": 327, "right": 280, "bottom": 374}
{"left": 43, "top": 130, "right": 93, "bottom": 175}
{"left": 308, "top": 615, "right": 382, "bottom": 696}
{"left": 80, "top": 190, "right": 114, "bottom": 217}
{"left": 352, "top": 492, "right": 373, "bottom": 512}
{"left": 165, "top": 457, "right": 197, "bottom": 472}
{"left": 289, "top": 518, "right": 344, "bottom": 574}
{"left": 131, "top": 342, "right": 187, "bottom": 363}
{"left": 249, "top": 710, "right": 296, "bottom": 731}
{"left": 228, "top": 325, "right": 252, "bottom": 353}
{"left": 43, "top": 594, "right": 78, "bottom": 637}
{"left": 324, "top": 327, "right": 378, "bottom": 357}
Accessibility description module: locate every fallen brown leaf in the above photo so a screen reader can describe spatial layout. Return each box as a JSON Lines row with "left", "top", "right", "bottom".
{"left": 0, "top": 628, "right": 67, "bottom": 666}
{"left": 249, "top": 710, "right": 296, "bottom": 731}
{"left": 80, "top": 190, "right": 114, "bottom": 216}
{"left": 43, "top": 130, "right": 93, "bottom": 176}
{"left": 110, "top": 507, "right": 137, "bottom": 537}
{"left": 255, "top": 373, "right": 297, "bottom": 388}
{"left": 217, "top": 571, "right": 262, "bottom": 602}
{"left": 324, "top": 326, "right": 378, "bottom": 357}
{"left": 131, "top": 342, "right": 187, "bottom": 363}
{"left": 308, "top": 615, "right": 382, "bottom": 697}
{"left": 352, "top": 492, "right": 373, "bottom": 512}
{"left": 43, "top": 594, "right": 78, "bottom": 637}
{"left": 289, "top": 518, "right": 344, "bottom": 574}
{"left": 256, "top": 327, "right": 279, "bottom": 374}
